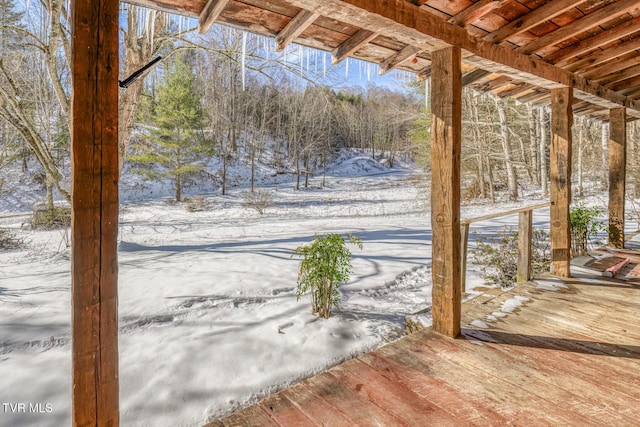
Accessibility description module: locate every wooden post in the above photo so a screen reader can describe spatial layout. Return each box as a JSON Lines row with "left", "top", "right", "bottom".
{"left": 550, "top": 87, "right": 573, "bottom": 278}
{"left": 71, "top": 0, "right": 120, "bottom": 425}
{"left": 460, "top": 223, "right": 470, "bottom": 293}
{"left": 609, "top": 107, "right": 626, "bottom": 249}
{"left": 517, "top": 210, "right": 533, "bottom": 284}
{"left": 430, "top": 46, "right": 462, "bottom": 338}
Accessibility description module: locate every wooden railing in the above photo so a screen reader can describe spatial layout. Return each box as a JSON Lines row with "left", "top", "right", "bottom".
{"left": 460, "top": 201, "right": 552, "bottom": 292}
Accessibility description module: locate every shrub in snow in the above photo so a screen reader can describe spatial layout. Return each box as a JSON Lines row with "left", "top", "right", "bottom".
{"left": 185, "top": 195, "right": 208, "bottom": 212}
{"left": 241, "top": 189, "right": 272, "bottom": 215}
{"left": 471, "top": 227, "right": 550, "bottom": 289}
{"left": 570, "top": 203, "right": 605, "bottom": 256}
{"left": 0, "top": 228, "right": 26, "bottom": 250}
{"left": 31, "top": 205, "right": 70, "bottom": 230}
{"left": 293, "top": 234, "right": 362, "bottom": 319}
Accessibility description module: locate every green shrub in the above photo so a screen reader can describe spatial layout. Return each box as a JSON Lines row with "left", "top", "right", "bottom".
{"left": 570, "top": 203, "right": 605, "bottom": 256}
{"left": 471, "top": 226, "right": 550, "bottom": 288}
{"left": 293, "top": 234, "right": 362, "bottom": 318}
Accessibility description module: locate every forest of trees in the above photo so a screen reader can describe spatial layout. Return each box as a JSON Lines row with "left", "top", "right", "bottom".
{"left": 1, "top": 0, "right": 639, "bottom": 208}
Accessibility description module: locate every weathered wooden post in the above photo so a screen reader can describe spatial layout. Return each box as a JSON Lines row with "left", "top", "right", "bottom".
{"left": 550, "top": 87, "right": 572, "bottom": 278}
{"left": 71, "top": 0, "right": 120, "bottom": 425}
{"left": 431, "top": 46, "right": 462, "bottom": 338}
{"left": 609, "top": 107, "right": 626, "bottom": 249}
{"left": 517, "top": 210, "right": 533, "bottom": 284}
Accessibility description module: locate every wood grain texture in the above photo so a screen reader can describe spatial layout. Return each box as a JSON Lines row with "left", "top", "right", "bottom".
{"left": 275, "top": 9, "right": 319, "bottom": 52}
{"left": 483, "top": 0, "right": 588, "bottom": 44}
{"left": 71, "top": 0, "right": 120, "bottom": 425}
{"left": 430, "top": 46, "right": 462, "bottom": 338}
{"left": 517, "top": 0, "right": 640, "bottom": 55}
{"left": 331, "top": 29, "right": 378, "bottom": 64}
{"left": 199, "top": 0, "right": 231, "bottom": 34}
{"left": 550, "top": 87, "right": 572, "bottom": 278}
{"left": 210, "top": 265, "right": 640, "bottom": 426}
{"left": 609, "top": 107, "right": 627, "bottom": 249}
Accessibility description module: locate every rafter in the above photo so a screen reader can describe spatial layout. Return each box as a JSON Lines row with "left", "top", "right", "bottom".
{"left": 275, "top": 9, "right": 319, "bottom": 52}
{"left": 580, "top": 53, "right": 640, "bottom": 80}
{"left": 566, "top": 37, "right": 640, "bottom": 73}
{"left": 499, "top": 82, "right": 536, "bottom": 99}
{"left": 547, "top": 16, "right": 640, "bottom": 66}
{"left": 594, "top": 63, "right": 640, "bottom": 86}
{"left": 332, "top": 29, "right": 379, "bottom": 64}
{"left": 611, "top": 75, "right": 640, "bottom": 93}
{"left": 198, "top": 0, "right": 231, "bottom": 34}
{"left": 461, "top": 69, "right": 490, "bottom": 86}
{"left": 449, "top": 0, "right": 504, "bottom": 28}
{"left": 416, "top": 65, "right": 432, "bottom": 82}
{"left": 517, "top": 0, "right": 640, "bottom": 55}
{"left": 379, "top": 45, "right": 426, "bottom": 75}
{"left": 484, "top": 0, "right": 587, "bottom": 45}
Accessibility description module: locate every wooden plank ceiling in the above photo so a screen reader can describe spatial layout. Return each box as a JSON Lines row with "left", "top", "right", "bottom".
{"left": 127, "top": 0, "right": 640, "bottom": 121}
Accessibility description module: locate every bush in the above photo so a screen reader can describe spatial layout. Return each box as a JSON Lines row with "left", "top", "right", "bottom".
{"left": 471, "top": 227, "right": 550, "bottom": 289}
{"left": 242, "top": 189, "right": 273, "bottom": 215}
{"left": 570, "top": 203, "right": 605, "bottom": 256}
{"left": 0, "top": 228, "right": 26, "bottom": 250}
{"left": 185, "top": 195, "right": 208, "bottom": 212}
{"left": 31, "top": 206, "right": 71, "bottom": 229}
{"left": 293, "top": 234, "right": 363, "bottom": 318}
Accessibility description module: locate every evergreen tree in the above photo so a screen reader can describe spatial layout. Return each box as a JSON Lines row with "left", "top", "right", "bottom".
{"left": 129, "top": 56, "right": 212, "bottom": 202}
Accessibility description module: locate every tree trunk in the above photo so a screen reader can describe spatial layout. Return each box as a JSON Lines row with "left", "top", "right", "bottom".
{"left": 539, "top": 107, "right": 549, "bottom": 197}
{"left": 175, "top": 174, "right": 181, "bottom": 202}
{"left": 577, "top": 118, "right": 584, "bottom": 198}
{"left": 487, "top": 157, "right": 495, "bottom": 204}
{"left": 601, "top": 122, "right": 609, "bottom": 191}
{"left": 528, "top": 105, "right": 539, "bottom": 185}
{"left": 494, "top": 97, "right": 518, "bottom": 201}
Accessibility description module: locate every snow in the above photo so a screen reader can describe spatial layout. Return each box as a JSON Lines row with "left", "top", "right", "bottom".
{"left": 499, "top": 295, "right": 529, "bottom": 313}
{"left": 2, "top": 149, "right": 640, "bottom": 426}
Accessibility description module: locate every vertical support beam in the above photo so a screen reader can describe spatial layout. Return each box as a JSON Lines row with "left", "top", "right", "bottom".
{"left": 517, "top": 210, "right": 533, "bottom": 284}
{"left": 71, "top": 0, "right": 120, "bottom": 425}
{"left": 430, "top": 46, "right": 462, "bottom": 338}
{"left": 609, "top": 107, "right": 627, "bottom": 248}
{"left": 550, "top": 87, "right": 573, "bottom": 278}
{"left": 460, "top": 223, "right": 469, "bottom": 293}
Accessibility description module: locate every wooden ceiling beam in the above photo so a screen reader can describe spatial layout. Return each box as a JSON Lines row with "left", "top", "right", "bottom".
{"left": 379, "top": 44, "right": 426, "bottom": 75}
{"left": 547, "top": 16, "right": 640, "bottom": 66}
{"left": 566, "top": 37, "right": 640, "bottom": 73}
{"left": 580, "top": 53, "right": 640, "bottom": 80}
{"left": 623, "top": 86, "right": 640, "bottom": 98}
{"left": 518, "top": 90, "right": 549, "bottom": 104}
{"left": 593, "top": 64, "right": 640, "bottom": 87}
{"left": 416, "top": 65, "right": 432, "bottom": 81}
{"left": 611, "top": 75, "right": 640, "bottom": 93}
{"left": 517, "top": 0, "right": 640, "bottom": 55}
{"left": 275, "top": 9, "right": 319, "bottom": 52}
{"left": 462, "top": 69, "right": 490, "bottom": 86}
{"left": 449, "top": 0, "right": 504, "bottom": 28}
{"left": 332, "top": 29, "right": 379, "bottom": 64}
{"left": 484, "top": 0, "right": 588, "bottom": 45}
{"left": 198, "top": 0, "right": 231, "bottom": 34}
{"left": 496, "top": 82, "right": 532, "bottom": 99}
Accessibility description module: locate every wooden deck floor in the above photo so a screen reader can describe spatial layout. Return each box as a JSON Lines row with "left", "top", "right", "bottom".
{"left": 206, "top": 258, "right": 640, "bottom": 426}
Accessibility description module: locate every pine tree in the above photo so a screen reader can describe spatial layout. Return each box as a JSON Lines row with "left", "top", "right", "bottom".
{"left": 129, "top": 56, "right": 212, "bottom": 202}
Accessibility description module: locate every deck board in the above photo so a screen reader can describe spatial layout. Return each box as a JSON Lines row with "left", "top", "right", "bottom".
{"left": 208, "top": 262, "right": 640, "bottom": 426}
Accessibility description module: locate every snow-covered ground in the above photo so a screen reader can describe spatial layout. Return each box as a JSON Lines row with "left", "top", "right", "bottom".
{"left": 1, "top": 152, "right": 638, "bottom": 426}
